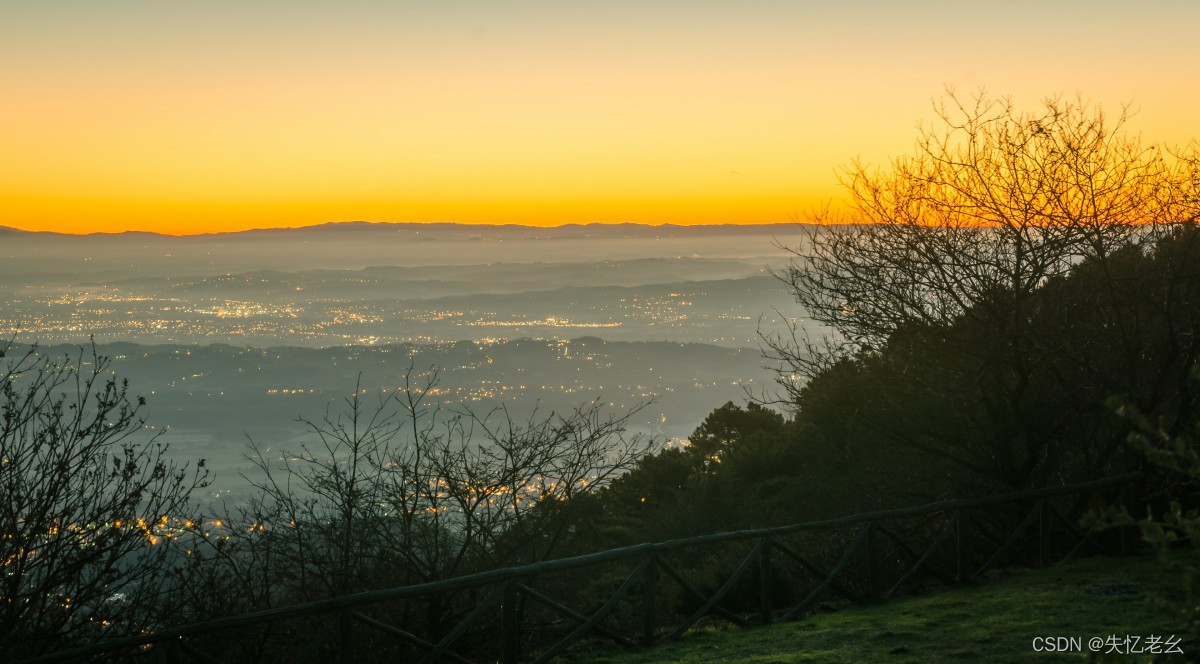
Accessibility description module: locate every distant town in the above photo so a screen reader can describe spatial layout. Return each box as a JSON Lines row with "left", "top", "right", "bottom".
{"left": 1, "top": 223, "right": 821, "bottom": 504}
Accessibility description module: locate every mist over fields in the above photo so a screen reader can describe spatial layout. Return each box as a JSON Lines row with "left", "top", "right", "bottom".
{"left": 2, "top": 222, "right": 812, "bottom": 347}
{"left": 0, "top": 222, "right": 810, "bottom": 279}
{"left": 1, "top": 222, "right": 822, "bottom": 501}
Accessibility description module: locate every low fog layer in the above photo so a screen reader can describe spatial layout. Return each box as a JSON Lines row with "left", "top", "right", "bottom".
{"left": 1, "top": 223, "right": 820, "bottom": 349}
{"left": 0, "top": 222, "right": 812, "bottom": 281}
{"left": 1, "top": 222, "right": 818, "bottom": 503}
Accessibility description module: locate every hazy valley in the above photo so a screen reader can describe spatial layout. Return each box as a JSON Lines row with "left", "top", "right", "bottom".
{"left": 1, "top": 222, "right": 820, "bottom": 503}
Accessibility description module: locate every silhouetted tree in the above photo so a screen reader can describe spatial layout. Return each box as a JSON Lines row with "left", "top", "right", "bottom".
{"left": 688, "top": 401, "right": 787, "bottom": 469}
{"left": 0, "top": 340, "right": 208, "bottom": 658}
{"left": 767, "top": 91, "right": 1200, "bottom": 492}
{"left": 179, "top": 366, "right": 654, "bottom": 639}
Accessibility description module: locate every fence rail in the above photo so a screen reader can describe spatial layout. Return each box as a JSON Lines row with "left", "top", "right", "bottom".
{"left": 23, "top": 472, "right": 1142, "bottom": 664}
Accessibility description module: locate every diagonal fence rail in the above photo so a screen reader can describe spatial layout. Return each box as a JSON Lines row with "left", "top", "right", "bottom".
{"left": 22, "top": 473, "right": 1141, "bottom": 664}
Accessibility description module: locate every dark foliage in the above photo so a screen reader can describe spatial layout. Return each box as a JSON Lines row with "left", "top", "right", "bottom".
{"left": 0, "top": 340, "right": 208, "bottom": 659}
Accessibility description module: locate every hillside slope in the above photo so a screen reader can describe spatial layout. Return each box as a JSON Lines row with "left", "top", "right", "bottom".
{"left": 571, "top": 554, "right": 1185, "bottom": 663}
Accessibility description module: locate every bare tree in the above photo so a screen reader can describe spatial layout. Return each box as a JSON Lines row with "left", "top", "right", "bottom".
{"left": 768, "top": 91, "right": 1200, "bottom": 490}
{"left": 381, "top": 384, "right": 654, "bottom": 582}
{"left": 183, "top": 365, "right": 655, "bottom": 630}
{"left": 773, "top": 91, "right": 1199, "bottom": 382}
{"left": 0, "top": 339, "right": 209, "bottom": 657}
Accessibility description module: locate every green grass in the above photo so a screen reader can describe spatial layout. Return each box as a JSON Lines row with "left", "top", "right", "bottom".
{"left": 568, "top": 554, "right": 1186, "bottom": 663}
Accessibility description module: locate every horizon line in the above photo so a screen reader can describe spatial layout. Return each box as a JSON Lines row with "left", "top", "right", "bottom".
{"left": 1, "top": 219, "right": 814, "bottom": 238}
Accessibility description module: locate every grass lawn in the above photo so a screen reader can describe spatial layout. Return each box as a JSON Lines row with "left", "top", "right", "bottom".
{"left": 568, "top": 553, "right": 1189, "bottom": 663}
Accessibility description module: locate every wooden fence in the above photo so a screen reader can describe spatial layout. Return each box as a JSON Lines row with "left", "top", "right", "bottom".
{"left": 23, "top": 472, "right": 1141, "bottom": 664}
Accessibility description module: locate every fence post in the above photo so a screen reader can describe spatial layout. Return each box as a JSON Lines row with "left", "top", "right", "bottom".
{"left": 956, "top": 509, "right": 972, "bottom": 583}
{"left": 501, "top": 581, "right": 519, "bottom": 664}
{"left": 865, "top": 522, "right": 882, "bottom": 601}
{"left": 339, "top": 610, "right": 354, "bottom": 663}
{"left": 1118, "top": 485, "right": 1131, "bottom": 555}
{"left": 760, "top": 539, "right": 774, "bottom": 623}
{"left": 1037, "top": 499, "right": 1051, "bottom": 566}
{"left": 642, "top": 554, "right": 658, "bottom": 646}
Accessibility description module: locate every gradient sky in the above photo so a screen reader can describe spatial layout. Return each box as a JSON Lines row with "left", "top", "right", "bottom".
{"left": 4, "top": 1, "right": 1199, "bottom": 234}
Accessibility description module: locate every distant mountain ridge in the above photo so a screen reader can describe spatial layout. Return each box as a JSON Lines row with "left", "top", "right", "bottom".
{"left": 0, "top": 220, "right": 811, "bottom": 240}
{"left": 2, "top": 219, "right": 813, "bottom": 286}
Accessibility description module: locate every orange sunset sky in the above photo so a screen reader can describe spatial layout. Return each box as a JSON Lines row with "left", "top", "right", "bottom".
{"left": 3, "top": 1, "right": 1199, "bottom": 235}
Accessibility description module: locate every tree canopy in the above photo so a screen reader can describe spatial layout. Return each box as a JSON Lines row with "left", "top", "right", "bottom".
{"left": 768, "top": 92, "right": 1200, "bottom": 492}
{"left": 773, "top": 92, "right": 1198, "bottom": 361}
